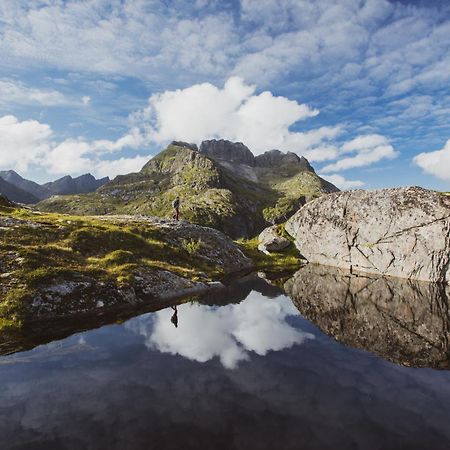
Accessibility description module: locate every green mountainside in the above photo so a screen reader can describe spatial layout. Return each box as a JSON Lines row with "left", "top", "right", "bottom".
{"left": 37, "top": 140, "right": 338, "bottom": 238}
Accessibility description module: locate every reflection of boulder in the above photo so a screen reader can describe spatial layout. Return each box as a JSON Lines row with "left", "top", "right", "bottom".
{"left": 284, "top": 264, "right": 450, "bottom": 369}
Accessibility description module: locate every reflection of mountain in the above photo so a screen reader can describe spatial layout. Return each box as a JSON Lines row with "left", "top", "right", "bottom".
{"left": 285, "top": 265, "right": 450, "bottom": 369}
{"left": 128, "top": 291, "right": 313, "bottom": 369}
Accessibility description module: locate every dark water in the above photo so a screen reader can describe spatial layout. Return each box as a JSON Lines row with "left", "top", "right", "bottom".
{"left": 1, "top": 270, "right": 450, "bottom": 450}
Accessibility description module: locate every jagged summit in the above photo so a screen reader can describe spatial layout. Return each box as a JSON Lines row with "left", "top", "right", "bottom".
{"left": 199, "top": 139, "right": 255, "bottom": 166}
{"left": 197, "top": 139, "right": 314, "bottom": 171}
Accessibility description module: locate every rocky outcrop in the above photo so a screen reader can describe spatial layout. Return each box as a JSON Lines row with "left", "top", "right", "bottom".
{"left": 0, "top": 212, "right": 254, "bottom": 322}
{"left": 285, "top": 187, "right": 450, "bottom": 283}
{"left": 257, "top": 225, "right": 290, "bottom": 253}
{"left": 255, "top": 150, "right": 314, "bottom": 171}
{"left": 285, "top": 264, "right": 450, "bottom": 369}
{"left": 199, "top": 139, "right": 255, "bottom": 166}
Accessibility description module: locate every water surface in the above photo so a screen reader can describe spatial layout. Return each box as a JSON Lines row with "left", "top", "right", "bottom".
{"left": 1, "top": 272, "right": 450, "bottom": 450}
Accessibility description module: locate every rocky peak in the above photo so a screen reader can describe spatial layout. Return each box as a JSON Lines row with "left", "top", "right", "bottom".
{"left": 255, "top": 150, "right": 315, "bottom": 172}
{"left": 199, "top": 139, "right": 255, "bottom": 166}
{"left": 170, "top": 141, "right": 198, "bottom": 152}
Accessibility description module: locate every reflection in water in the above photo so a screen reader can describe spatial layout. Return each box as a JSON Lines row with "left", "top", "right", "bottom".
{"left": 127, "top": 291, "right": 314, "bottom": 369}
{"left": 285, "top": 264, "right": 450, "bottom": 369}
{"left": 1, "top": 276, "right": 450, "bottom": 449}
{"left": 170, "top": 306, "right": 178, "bottom": 328}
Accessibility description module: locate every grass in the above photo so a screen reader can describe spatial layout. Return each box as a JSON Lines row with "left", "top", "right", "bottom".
{"left": 0, "top": 205, "right": 228, "bottom": 326}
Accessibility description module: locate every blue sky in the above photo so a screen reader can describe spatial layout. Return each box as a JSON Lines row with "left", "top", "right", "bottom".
{"left": 0, "top": 0, "right": 449, "bottom": 190}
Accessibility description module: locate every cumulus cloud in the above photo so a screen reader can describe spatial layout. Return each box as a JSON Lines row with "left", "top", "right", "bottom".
{"left": 0, "top": 115, "right": 148, "bottom": 179}
{"left": 129, "top": 292, "right": 313, "bottom": 370}
{"left": 0, "top": 79, "right": 68, "bottom": 106}
{"left": 321, "top": 134, "right": 398, "bottom": 173}
{"left": 413, "top": 139, "right": 450, "bottom": 182}
{"left": 320, "top": 174, "right": 364, "bottom": 190}
{"left": 0, "top": 115, "right": 52, "bottom": 172}
{"left": 136, "top": 76, "right": 342, "bottom": 160}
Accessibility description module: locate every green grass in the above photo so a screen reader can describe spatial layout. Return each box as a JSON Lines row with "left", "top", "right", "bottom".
{"left": 0, "top": 206, "right": 229, "bottom": 326}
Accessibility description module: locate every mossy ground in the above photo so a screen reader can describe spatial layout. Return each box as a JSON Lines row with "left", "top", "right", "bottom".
{"left": 236, "top": 224, "right": 304, "bottom": 276}
{"left": 0, "top": 204, "right": 227, "bottom": 326}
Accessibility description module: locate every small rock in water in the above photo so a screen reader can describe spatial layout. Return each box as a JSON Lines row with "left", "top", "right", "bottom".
{"left": 258, "top": 225, "right": 290, "bottom": 253}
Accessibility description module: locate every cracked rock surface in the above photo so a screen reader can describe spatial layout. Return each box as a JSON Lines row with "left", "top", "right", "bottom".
{"left": 285, "top": 187, "right": 450, "bottom": 283}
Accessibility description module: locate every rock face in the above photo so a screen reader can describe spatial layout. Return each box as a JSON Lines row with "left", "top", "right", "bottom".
{"left": 285, "top": 264, "right": 450, "bottom": 369}
{"left": 257, "top": 225, "right": 290, "bottom": 253}
{"left": 199, "top": 139, "right": 255, "bottom": 166}
{"left": 285, "top": 187, "right": 450, "bottom": 283}
{"left": 255, "top": 150, "right": 314, "bottom": 171}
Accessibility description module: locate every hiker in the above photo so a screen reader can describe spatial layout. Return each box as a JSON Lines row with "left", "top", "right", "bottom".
{"left": 172, "top": 196, "right": 180, "bottom": 220}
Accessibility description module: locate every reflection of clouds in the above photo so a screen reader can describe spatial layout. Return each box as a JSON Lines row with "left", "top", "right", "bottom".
{"left": 129, "top": 292, "right": 314, "bottom": 369}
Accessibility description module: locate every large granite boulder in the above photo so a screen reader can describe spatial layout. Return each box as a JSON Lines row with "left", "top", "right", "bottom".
{"left": 285, "top": 187, "right": 450, "bottom": 283}
{"left": 257, "top": 225, "right": 290, "bottom": 253}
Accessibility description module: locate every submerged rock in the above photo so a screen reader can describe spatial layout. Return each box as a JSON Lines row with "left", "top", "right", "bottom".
{"left": 285, "top": 187, "right": 450, "bottom": 283}
{"left": 257, "top": 225, "right": 290, "bottom": 253}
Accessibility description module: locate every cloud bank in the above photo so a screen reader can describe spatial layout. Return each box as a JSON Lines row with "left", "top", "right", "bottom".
{"left": 413, "top": 140, "right": 450, "bottom": 182}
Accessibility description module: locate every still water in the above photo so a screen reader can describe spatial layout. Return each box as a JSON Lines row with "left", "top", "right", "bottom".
{"left": 0, "top": 269, "right": 450, "bottom": 450}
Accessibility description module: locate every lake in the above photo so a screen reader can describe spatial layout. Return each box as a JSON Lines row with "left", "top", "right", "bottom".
{"left": 0, "top": 267, "right": 450, "bottom": 450}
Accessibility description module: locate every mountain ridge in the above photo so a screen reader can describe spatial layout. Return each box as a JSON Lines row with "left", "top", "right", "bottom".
{"left": 37, "top": 139, "right": 338, "bottom": 238}
{"left": 0, "top": 170, "right": 110, "bottom": 202}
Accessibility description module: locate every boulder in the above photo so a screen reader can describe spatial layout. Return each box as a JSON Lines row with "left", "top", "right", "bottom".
{"left": 285, "top": 187, "right": 450, "bottom": 283}
{"left": 257, "top": 225, "right": 290, "bottom": 253}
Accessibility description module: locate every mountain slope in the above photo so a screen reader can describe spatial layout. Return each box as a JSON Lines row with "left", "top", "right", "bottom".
{"left": 0, "top": 170, "right": 110, "bottom": 201}
{"left": 37, "top": 140, "right": 338, "bottom": 238}
{"left": 0, "top": 177, "right": 39, "bottom": 204}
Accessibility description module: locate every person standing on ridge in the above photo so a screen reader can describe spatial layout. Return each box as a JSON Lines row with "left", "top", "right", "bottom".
{"left": 172, "top": 196, "right": 180, "bottom": 221}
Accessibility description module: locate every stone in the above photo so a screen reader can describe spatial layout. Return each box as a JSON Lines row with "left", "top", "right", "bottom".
{"left": 257, "top": 225, "right": 290, "bottom": 253}
{"left": 285, "top": 186, "right": 450, "bottom": 283}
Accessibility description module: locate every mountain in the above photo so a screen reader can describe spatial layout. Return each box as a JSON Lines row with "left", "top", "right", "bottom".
{"left": 0, "top": 170, "right": 110, "bottom": 201}
{"left": 37, "top": 140, "right": 338, "bottom": 238}
{"left": 41, "top": 173, "right": 110, "bottom": 197}
{"left": 0, "top": 177, "right": 39, "bottom": 204}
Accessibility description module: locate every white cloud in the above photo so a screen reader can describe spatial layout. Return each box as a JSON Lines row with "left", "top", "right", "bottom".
{"left": 0, "top": 79, "right": 68, "bottom": 106}
{"left": 0, "top": 115, "right": 148, "bottom": 179}
{"left": 0, "top": 115, "right": 52, "bottom": 172}
{"left": 413, "top": 139, "right": 450, "bottom": 182}
{"left": 320, "top": 173, "right": 364, "bottom": 190}
{"left": 81, "top": 96, "right": 91, "bottom": 106}
{"left": 321, "top": 134, "right": 399, "bottom": 172}
{"left": 129, "top": 291, "right": 313, "bottom": 370}
{"left": 137, "top": 76, "right": 341, "bottom": 159}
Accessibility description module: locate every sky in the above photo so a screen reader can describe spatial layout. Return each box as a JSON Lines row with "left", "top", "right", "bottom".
{"left": 0, "top": 0, "right": 449, "bottom": 190}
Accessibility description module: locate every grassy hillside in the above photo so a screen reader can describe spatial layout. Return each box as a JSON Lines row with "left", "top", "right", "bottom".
{"left": 0, "top": 201, "right": 253, "bottom": 326}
